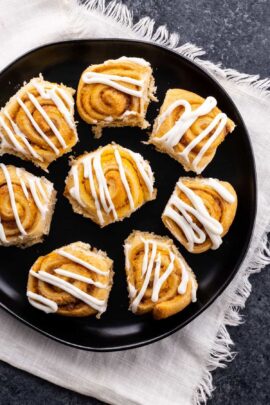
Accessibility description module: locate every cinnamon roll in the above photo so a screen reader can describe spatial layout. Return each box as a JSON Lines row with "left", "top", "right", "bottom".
{"left": 76, "top": 57, "right": 156, "bottom": 137}
{"left": 64, "top": 143, "right": 156, "bottom": 227}
{"left": 149, "top": 89, "right": 235, "bottom": 173}
{"left": 27, "top": 241, "right": 114, "bottom": 317}
{"left": 0, "top": 164, "right": 56, "bottom": 247}
{"left": 124, "top": 231, "right": 197, "bottom": 320}
{"left": 162, "top": 177, "right": 237, "bottom": 253}
{"left": 0, "top": 76, "right": 78, "bottom": 171}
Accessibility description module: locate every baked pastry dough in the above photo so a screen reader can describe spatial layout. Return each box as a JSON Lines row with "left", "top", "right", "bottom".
{"left": 124, "top": 231, "right": 197, "bottom": 320}
{"left": 64, "top": 143, "right": 156, "bottom": 227}
{"left": 162, "top": 177, "right": 237, "bottom": 253}
{"left": 0, "top": 76, "right": 78, "bottom": 171}
{"left": 149, "top": 89, "right": 235, "bottom": 174}
{"left": 27, "top": 241, "right": 114, "bottom": 317}
{"left": 76, "top": 57, "right": 156, "bottom": 137}
{"left": 0, "top": 164, "right": 56, "bottom": 247}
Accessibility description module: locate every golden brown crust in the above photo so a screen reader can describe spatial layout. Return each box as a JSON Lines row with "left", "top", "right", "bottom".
{"left": 64, "top": 143, "right": 157, "bottom": 227}
{"left": 149, "top": 89, "right": 235, "bottom": 173}
{"left": 124, "top": 230, "right": 197, "bottom": 320}
{"left": 0, "top": 76, "right": 78, "bottom": 171}
{"left": 0, "top": 164, "right": 56, "bottom": 248}
{"left": 27, "top": 241, "right": 114, "bottom": 317}
{"left": 162, "top": 176, "right": 238, "bottom": 253}
{"left": 76, "top": 57, "right": 157, "bottom": 137}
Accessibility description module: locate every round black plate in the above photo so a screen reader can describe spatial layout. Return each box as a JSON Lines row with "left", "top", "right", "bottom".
{"left": 0, "top": 39, "right": 256, "bottom": 351}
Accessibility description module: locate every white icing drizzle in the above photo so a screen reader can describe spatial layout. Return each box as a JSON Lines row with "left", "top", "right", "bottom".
{"left": 153, "top": 96, "right": 228, "bottom": 173}
{"left": 0, "top": 165, "right": 53, "bottom": 239}
{"left": 0, "top": 115, "right": 26, "bottom": 155}
{"left": 114, "top": 148, "right": 134, "bottom": 210}
{"left": 131, "top": 241, "right": 157, "bottom": 312}
{"left": 130, "top": 238, "right": 195, "bottom": 312}
{"left": 27, "top": 177, "right": 49, "bottom": 218}
{"left": 55, "top": 86, "right": 74, "bottom": 109}
{"left": 3, "top": 110, "right": 43, "bottom": 161}
{"left": 72, "top": 146, "right": 154, "bottom": 223}
{"left": 27, "top": 291, "right": 58, "bottom": 314}
{"left": 104, "top": 116, "right": 113, "bottom": 122}
{"left": 164, "top": 181, "right": 227, "bottom": 251}
{"left": 202, "top": 178, "right": 235, "bottom": 203}
{"left": 0, "top": 163, "right": 26, "bottom": 235}
{"left": 27, "top": 93, "right": 67, "bottom": 148}
{"left": 0, "top": 79, "right": 75, "bottom": 160}
{"left": 151, "top": 252, "right": 175, "bottom": 302}
{"left": 177, "top": 256, "right": 189, "bottom": 294}
{"left": 105, "top": 57, "right": 150, "bottom": 67}
{"left": 28, "top": 246, "right": 111, "bottom": 314}
{"left": 57, "top": 249, "right": 110, "bottom": 276}
{"left": 128, "top": 282, "right": 137, "bottom": 299}
{"left": 70, "top": 165, "right": 86, "bottom": 207}
{"left": 35, "top": 177, "right": 49, "bottom": 202}
{"left": 30, "top": 270, "right": 106, "bottom": 313}
{"left": 83, "top": 157, "right": 104, "bottom": 225}
{"left": 54, "top": 268, "right": 108, "bottom": 289}
{"left": 93, "top": 152, "right": 118, "bottom": 220}
{"left": 0, "top": 218, "right": 7, "bottom": 242}
{"left": 17, "top": 97, "right": 60, "bottom": 155}
{"left": 129, "top": 150, "right": 154, "bottom": 194}
{"left": 32, "top": 80, "right": 75, "bottom": 130}
{"left": 191, "top": 279, "right": 197, "bottom": 303}
{"left": 82, "top": 71, "right": 144, "bottom": 98}
{"left": 141, "top": 239, "right": 150, "bottom": 276}
{"left": 16, "top": 168, "right": 29, "bottom": 200}
{"left": 121, "top": 110, "right": 137, "bottom": 118}
{"left": 125, "top": 243, "right": 131, "bottom": 270}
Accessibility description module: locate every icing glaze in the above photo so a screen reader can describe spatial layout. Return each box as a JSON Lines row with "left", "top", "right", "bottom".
{"left": 0, "top": 163, "right": 26, "bottom": 236}
{"left": 57, "top": 249, "right": 110, "bottom": 276}
{"left": 71, "top": 146, "right": 154, "bottom": 224}
{"left": 17, "top": 97, "right": 60, "bottom": 155}
{"left": 70, "top": 165, "right": 86, "bottom": 207}
{"left": 129, "top": 150, "right": 154, "bottom": 194}
{"left": 54, "top": 268, "right": 108, "bottom": 289}
{"left": 202, "top": 178, "right": 235, "bottom": 203}
{"left": 164, "top": 180, "right": 235, "bottom": 251}
{"left": 93, "top": 151, "right": 118, "bottom": 220}
{"left": 0, "top": 164, "right": 54, "bottom": 240}
{"left": 28, "top": 247, "right": 111, "bottom": 314}
{"left": 153, "top": 96, "right": 228, "bottom": 173}
{"left": 114, "top": 148, "right": 134, "bottom": 210}
{"left": 0, "top": 78, "right": 75, "bottom": 160}
{"left": 27, "top": 291, "right": 58, "bottom": 314}
{"left": 82, "top": 72, "right": 144, "bottom": 98}
{"left": 83, "top": 157, "right": 104, "bottom": 225}
{"left": 129, "top": 238, "right": 196, "bottom": 312}
{"left": 104, "top": 57, "right": 150, "bottom": 67}
{"left": 30, "top": 269, "right": 106, "bottom": 313}
{"left": 27, "top": 93, "right": 67, "bottom": 148}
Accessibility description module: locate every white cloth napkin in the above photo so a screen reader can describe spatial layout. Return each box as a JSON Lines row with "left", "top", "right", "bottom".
{"left": 0, "top": 1, "right": 269, "bottom": 404}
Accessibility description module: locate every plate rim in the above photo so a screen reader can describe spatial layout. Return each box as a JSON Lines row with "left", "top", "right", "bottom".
{"left": 0, "top": 38, "right": 257, "bottom": 352}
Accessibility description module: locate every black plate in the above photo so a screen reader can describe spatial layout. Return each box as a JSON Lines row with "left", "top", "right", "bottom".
{"left": 0, "top": 39, "right": 256, "bottom": 351}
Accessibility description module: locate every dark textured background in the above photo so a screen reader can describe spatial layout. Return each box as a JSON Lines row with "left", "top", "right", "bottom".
{"left": 0, "top": 0, "right": 269, "bottom": 404}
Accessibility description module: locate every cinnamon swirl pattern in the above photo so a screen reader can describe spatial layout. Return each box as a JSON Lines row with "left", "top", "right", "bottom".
{"left": 27, "top": 242, "right": 114, "bottom": 317}
{"left": 0, "top": 164, "right": 56, "bottom": 247}
{"left": 0, "top": 76, "right": 78, "bottom": 171}
{"left": 150, "top": 89, "right": 235, "bottom": 174}
{"left": 162, "top": 177, "right": 237, "bottom": 253}
{"left": 124, "top": 231, "right": 197, "bottom": 319}
{"left": 76, "top": 57, "right": 156, "bottom": 137}
{"left": 64, "top": 144, "right": 156, "bottom": 227}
